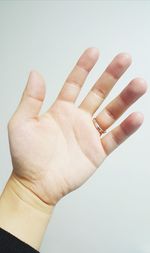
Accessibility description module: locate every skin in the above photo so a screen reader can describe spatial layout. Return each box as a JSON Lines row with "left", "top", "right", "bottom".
{"left": 8, "top": 48, "right": 147, "bottom": 206}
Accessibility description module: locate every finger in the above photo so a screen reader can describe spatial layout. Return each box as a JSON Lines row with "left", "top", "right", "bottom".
{"left": 15, "top": 71, "right": 46, "bottom": 118}
{"left": 79, "top": 52, "right": 132, "bottom": 115}
{"left": 55, "top": 48, "right": 99, "bottom": 103}
{"left": 95, "top": 78, "right": 147, "bottom": 131}
{"left": 101, "top": 112, "right": 144, "bottom": 156}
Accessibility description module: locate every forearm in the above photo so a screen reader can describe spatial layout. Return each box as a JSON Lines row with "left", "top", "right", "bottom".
{"left": 0, "top": 173, "right": 54, "bottom": 250}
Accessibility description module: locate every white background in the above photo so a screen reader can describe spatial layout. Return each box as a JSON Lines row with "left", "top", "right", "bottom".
{"left": 0, "top": 1, "right": 150, "bottom": 252}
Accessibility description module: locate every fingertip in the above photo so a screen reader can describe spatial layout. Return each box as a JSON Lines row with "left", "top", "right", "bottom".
{"left": 116, "top": 52, "right": 132, "bottom": 66}
{"left": 131, "top": 111, "right": 144, "bottom": 126}
{"left": 77, "top": 47, "right": 100, "bottom": 72}
{"left": 132, "top": 77, "right": 148, "bottom": 94}
{"left": 106, "top": 52, "right": 132, "bottom": 79}
{"left": 29, "top": 70, "right": 45, "bottom": 85}
{"left": 27, "top": 70, "right": 46, "bottom": 102}
{"left": 121, "top": 78, "right": 148, "bottom": 103}
{"left": 121, "top": 111, "right": 144, "bottom": 137}
{"left": 117, "top": 51, "right": 132, "bottom": 59}
{"left": 85, "top": 47, "right": 100, "bottom": 58}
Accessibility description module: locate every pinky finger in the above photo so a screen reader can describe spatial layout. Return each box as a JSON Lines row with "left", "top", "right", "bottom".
{"left": 101, "top": 112, "right": 144, "bottom": 156}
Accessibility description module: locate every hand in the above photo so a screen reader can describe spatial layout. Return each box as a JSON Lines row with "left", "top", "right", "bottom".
{"left": 8, "top": 48, "right": 147, "bottom": 205}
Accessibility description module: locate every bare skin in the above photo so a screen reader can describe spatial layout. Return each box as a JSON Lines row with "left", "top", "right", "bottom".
{"left": 8, "top": 48, "right": 147, "bottom": 206}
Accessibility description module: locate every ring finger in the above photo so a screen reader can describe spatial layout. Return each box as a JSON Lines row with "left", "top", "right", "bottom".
{"left": 94, "top": 77, "right": 147, "bottom": 132}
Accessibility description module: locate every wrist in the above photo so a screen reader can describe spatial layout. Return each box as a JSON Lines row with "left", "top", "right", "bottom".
{"left": 0, "top": 172, "right": 54, "bottom": 250}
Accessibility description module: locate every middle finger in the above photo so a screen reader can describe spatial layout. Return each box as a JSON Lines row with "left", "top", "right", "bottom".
{"left": 79, "top": 53, "right": 132, "bottom": 115}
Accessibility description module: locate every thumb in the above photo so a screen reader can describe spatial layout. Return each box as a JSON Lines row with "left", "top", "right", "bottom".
{"left": 16, "top": 70, "right": 46, "bottom": 119}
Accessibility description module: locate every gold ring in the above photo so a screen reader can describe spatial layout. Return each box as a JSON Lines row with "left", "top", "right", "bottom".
{"left": 93, "top": 118, "right": 107, "bottom": 136}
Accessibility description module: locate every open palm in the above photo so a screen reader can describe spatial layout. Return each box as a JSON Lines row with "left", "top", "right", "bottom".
{"left": 8, "top": 48, "right": 147, "bottom": 205}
